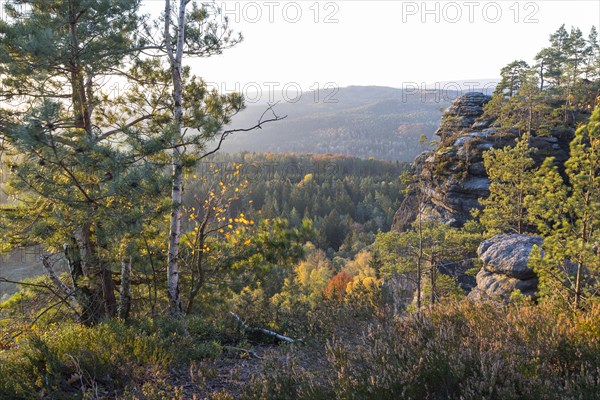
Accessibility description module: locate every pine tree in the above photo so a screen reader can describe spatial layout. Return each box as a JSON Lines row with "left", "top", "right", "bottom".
{"left": 584, "top": 26, "right": 600, "bottom": 80}
{"left": 0, "top": 0, "right": 283, "bottom": 320}
{"left": 373, "top": 219, "right": 468, "bottom": 309}
{"left": 479, "top": 135, "right": 535, "bottom": 235}
{"left": 494, "top": 60, "right": 531, "bottom": 98}
{"left": 527, "top": 107, "right": 600, "bottom": 309}
{"left": 0, "top": 0, "right": 153, "bottom": 323}
{"left": 534, "top": 28, "right": 564, "bottom": 91}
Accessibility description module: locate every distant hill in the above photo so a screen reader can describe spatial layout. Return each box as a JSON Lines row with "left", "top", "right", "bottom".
{"left": 216, "top": 86, "right": 464, "bottom": 161}
{"left": 0, "top": 247, "right": 67, "bottom": 300}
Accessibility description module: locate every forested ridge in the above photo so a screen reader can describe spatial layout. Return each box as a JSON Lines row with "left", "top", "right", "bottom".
{"left": 218, "top": 86, "right": 448, "bottom": 161}
{"left": 0, "top": 1, "right": 599, "bottom": 398}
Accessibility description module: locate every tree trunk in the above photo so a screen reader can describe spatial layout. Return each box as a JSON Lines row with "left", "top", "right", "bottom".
{"left": 64, "top": 237, "right": 83, "bottom": 288}
{"left": 430, "top": 262, "right": 436, "bottom": 305}
{"left": 165, "top": 0, "right": 188, "bottom": 317}
{"left": 68, "top": 1, "right": 92, "bottom": 133}
{"left": 100, "top": 262, "right": 117, "bottom": 317}
{"left": 168, "top": 147, "right": 183, "bottom": 316}
{"left": 41, "top": 255, "right": 80, "bottom": 316}
{"left": 118, "top": 256, "right": 132, "bottom": 320}
{"left": 63, "top": 239, "right": 95, "bottom": 324}
{"left": 186, "top": 212, "right": 210, "bottom": 314}
{"left": 96, "top": 223, "right": 117, "bottom": 317}
{"left": 77, "top": 225, "right": 104, "bottom": 323}
{"left": 68, "top": 1, "right": 111, "bottom": 322}
{"left": 185, "top": 254, "right": 203, "bottom": 315}
{"left": 539, "top": 61, "right": 544, "bottom": 91}
{"left": 574, "top": 261, "right": 583, "bottom": 309}
{"left": 517, "top": 191, "right": 524, "bottom": 235}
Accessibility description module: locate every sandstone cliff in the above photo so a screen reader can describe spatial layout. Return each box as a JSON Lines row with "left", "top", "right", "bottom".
{"left": 391, "top": 92, "right": 576, "bottom": 300}
{"left": 392, "top": 92, "right": 572, "bottom": 231}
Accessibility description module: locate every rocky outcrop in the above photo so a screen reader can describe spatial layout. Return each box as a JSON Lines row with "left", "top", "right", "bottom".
{"left": 434, "top": 92, "right": 492, "bottom": 139}
{"left": 393, "top": 92, "right": 495, "bottom": 229}
{"left": 468, "top": 234, "right": 543, "bottom": 301}
{"left": 389, "top": 91, "right": 576, "bottom": 299}
{"left": 392, "top": 92, "right": 572, "bottom": 230}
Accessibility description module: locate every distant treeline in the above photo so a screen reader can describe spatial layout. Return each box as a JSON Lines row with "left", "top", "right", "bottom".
{"left": 184, "top": 153, "right": 409, "bottom": 257}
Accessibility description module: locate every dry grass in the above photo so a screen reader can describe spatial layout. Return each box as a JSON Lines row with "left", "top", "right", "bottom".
{"left": 230, "top": 300, "right": 600, "bottom": 400}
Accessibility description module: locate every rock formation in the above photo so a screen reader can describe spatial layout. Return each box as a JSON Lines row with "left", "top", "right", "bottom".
{"left": 468, "top": 234, "right": 543, "bottom": 301}
{"left": 392, "top": 92, "right": 572, "bottom": 231}
{"left": 390, "top": 91, "right": 577, "bottom": 301}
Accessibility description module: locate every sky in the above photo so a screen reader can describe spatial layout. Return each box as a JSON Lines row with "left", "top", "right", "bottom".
{"left": 145, "top": 0, "right": 599, "bottom": 96}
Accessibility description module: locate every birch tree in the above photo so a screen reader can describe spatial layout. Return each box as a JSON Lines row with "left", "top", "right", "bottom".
{"left": 153, "top": 0, "right": 285, "bottom": 315}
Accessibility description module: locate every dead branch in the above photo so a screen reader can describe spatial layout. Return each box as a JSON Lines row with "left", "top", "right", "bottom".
{"left": 40, "top": 255, "right": 79, "bottom": 310}
{"left": 199, "top": 102, "right": 287, "bottom": 161}
{"left": 0, "top": 276, "right": 53, "bottom": 290}
{"left": 228, "top": 311, "right": 303, "bottom": 344}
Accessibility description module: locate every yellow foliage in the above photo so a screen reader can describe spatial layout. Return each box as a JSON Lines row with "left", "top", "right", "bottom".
{"left": 343, "top": 251, "right": 376, "bottom": 280}
{"left": 347, "top": 276, "right": 381, "bottom": 294}
{"left": 294, "top": 250, "right": 334, "bottom": 301}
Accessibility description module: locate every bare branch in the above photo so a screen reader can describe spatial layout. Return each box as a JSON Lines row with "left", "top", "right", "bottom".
{"left": 199, "top": 103, "right": 286, "bottom": 161}
{"left": 40, "top": 255, "right": 78, "bottom": 308}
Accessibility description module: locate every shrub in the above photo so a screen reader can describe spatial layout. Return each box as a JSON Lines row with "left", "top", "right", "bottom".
{"left": 240, "top": 301, "right": 600, "bottom": 400}
{"left": 0, "top": 317, "right": 224, "bottom": 399}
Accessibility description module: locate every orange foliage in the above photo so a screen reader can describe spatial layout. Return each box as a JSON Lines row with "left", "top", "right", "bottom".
{"left": 324, "top": 271, "right": 353, "bottom": 301}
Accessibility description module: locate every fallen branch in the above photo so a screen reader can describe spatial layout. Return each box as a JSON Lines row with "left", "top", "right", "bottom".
{"left": 228, "top": 311, "right": 303, "bottom": 344}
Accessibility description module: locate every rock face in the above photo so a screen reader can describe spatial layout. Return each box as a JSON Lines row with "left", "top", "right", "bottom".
{"left": 392, "top": 92, "right": 572, "bottom": 231}
{"left": 434, "top": 92, "right": 492, "bottom": 138}
{"left": 390, "top": 91, "right": 575, "bottom": 299}
{"left": 468, "top": 234, "right": 543, "bottom": 301}
{"left": 393, "top": 92, "right": 495, "bottom": 229}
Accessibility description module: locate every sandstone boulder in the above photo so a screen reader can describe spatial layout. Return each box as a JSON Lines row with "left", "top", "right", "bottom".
{"left": 468, "top": 234, "right": 543, "bottom": 302}
{"left": 477, "top": 234, "right": 543, "bottom": 279}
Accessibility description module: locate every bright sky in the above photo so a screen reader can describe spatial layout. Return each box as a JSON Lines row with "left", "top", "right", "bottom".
{"left": 142, "top": 0, "right": 599, "bottom": 94}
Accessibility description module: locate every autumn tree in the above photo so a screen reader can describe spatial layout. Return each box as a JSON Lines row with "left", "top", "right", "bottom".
{"left": 270, "top": 247, "right": 334, "bottom": 313}
{"left": 179, "top": 163, "right": 256, "bottom": 314}
{"left": 324, "top": 271, "right": 353, "bottom": 301}
{"left": 140, "top": 0, "right": 285, "bottom": 316}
